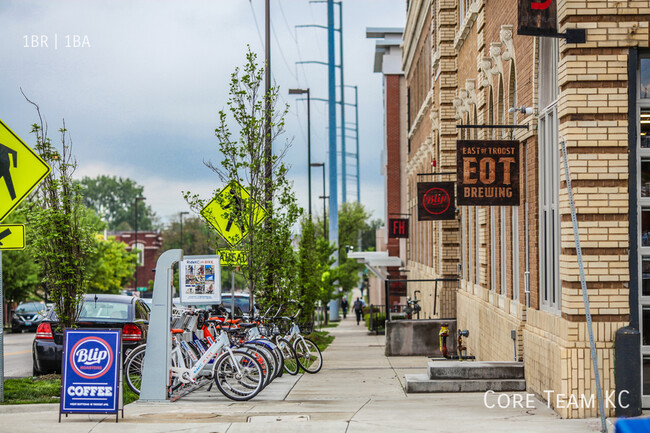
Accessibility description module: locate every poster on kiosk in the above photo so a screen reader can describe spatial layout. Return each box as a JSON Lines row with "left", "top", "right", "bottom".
{"left": 60, "top": 329, "right": 122, "bottom": 422}
{"left": 179, "top": 257, "right": 221, "bottom": 305}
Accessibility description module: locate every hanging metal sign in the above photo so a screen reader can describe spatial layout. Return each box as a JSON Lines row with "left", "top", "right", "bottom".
{"left": 388, "top": 218, "right": 409, "bottom": 238}
{"left": 518, "top": 0, "right": 557, "bottom": 36}
{"left": 417, "top": 182, "right": 455, "bottom": 221}
{"left": 457, "top": 140, "right": 520, "bottom": 206}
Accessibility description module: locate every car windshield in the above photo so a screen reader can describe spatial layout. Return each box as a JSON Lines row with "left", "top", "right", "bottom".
{"left": 221, "top": 295, "right": 250, "bottom": 313}
{"left": 79, "top": 301, "right": 130, "bottom": 321}
{"left": 16, "top": 303, "right": 44, "bottom": 313}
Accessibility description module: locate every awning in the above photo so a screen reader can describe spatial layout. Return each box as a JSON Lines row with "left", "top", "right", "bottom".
{"left": 348, "top": 251, "right": 402, "bottom": 280}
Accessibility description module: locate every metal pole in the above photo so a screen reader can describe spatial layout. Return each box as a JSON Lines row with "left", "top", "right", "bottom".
{"left": 307, "top": 89, "right": 312, "bottom": 218}
{"left": 354, "top": 85, "right": 360, "bottom": 203}
{"left": 0, "top": 250, "right": 4, "bottom": 402}
{"left": 134, "top": 199, "right": 139, "bottom": 291}
{"left": 561, "top": 139, "right": 607, "bottom": 433}
{"left": 338, "top": 1, "right": 346, "bottom": 203}
{"left": 327, "top": 0, "right": 338, "bottom": 266}
{"left": 180, "top": 214, "right": 183, "bottom": 252}
{"left": 264, "top": 0, "right": 272, "bottom": 207}
{"left": 231, "top": 269, "right": 235, "bottom": 317}
{"left": 322, "top": 164, "right": 327, "bottom": 239}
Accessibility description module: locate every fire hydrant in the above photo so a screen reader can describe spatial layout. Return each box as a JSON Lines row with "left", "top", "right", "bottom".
{"left": 439, "top": 323, "right": 449, "bottom": 358}
{"left": 458, "top": 329, "right": 469, "bottom": 360}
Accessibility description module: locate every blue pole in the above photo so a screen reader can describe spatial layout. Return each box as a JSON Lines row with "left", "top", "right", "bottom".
{"left": 354, "top": 85, "right": 360, "bottom": 203}
{"left": 338, "top": 2, "right": 347, "bottom": 203}
{"left": 327, "top": 0, "right": 338, "bottom": 262}
{"left": 327, "top": 0, "right": 339, "bottom": 321}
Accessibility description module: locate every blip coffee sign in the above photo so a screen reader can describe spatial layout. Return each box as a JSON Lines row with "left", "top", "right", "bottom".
{"left": 417, "top": 182, "right": 455, "bottom": 221}
{"left": 61, "top": 329, "right": 121, "bottom": 415}
{"left": 457, "top": 140, "right": 520, "bottom": 206}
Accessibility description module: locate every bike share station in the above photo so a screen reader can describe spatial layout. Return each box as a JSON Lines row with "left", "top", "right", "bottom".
{"left": 140, "top": 249, "right": 221, "bottom": 402}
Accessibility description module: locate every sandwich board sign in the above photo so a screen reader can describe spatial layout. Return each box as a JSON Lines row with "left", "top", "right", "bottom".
{"left": 60, "top": 329, "right": 122, "bottom": 422}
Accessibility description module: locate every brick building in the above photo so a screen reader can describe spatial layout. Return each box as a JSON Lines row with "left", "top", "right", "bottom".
{"left": 111, "top": 230, "right": 163, "bottom": 292}
{"left": 402, "top": 0, "right": 650, "bottom": 418}
{"left": 365, "top": 28, "right": 409, "bottom": 307}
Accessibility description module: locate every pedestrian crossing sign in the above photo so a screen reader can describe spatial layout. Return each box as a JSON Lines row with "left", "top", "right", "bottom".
{"left": 200, "top": 180, "right": 267, "bottom": 247}
{"left": 0, "top": 120, "right": 51, "bottom": 222}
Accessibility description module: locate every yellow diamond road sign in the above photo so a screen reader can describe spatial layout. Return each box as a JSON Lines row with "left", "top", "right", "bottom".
{"left": 201, "top": 180, "right": 267, "bottom": 247}
{"left": 0, "top": 224, "right": 25, "bottom": 250}
{"left": 0, "top": 119, "right": 51, "bottom": 222}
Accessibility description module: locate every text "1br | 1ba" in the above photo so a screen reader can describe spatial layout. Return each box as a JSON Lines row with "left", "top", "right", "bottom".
{"left": 23, "top": 34, "right": 90, "bottom": 49}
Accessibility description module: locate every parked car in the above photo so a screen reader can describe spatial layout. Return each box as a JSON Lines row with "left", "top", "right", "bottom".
{"left": 32, "top": 294, "right": 150, "bottom": 375}
{"left": 12, "top": 301, "right": 47, "bottom": 333}
{"left": 220, "top": 293, "right": 251, "bottom": 315}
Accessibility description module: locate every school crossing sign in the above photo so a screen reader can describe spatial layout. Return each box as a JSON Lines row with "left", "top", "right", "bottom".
{"left": 200, "top": 180, "right": 267, "bottom": 247}
{"left": 0, "top": 119, "right": 51, "bottom": 222}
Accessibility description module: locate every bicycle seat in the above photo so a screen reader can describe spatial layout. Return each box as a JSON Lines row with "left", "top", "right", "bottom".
{"left": 238, "top": 323, "right": 257, "bottom": 329}
{"left": 171, "top": 328, "right": 184, "bottom": 334}
{"left": 225, "top": 319, "right": 242, "bottom": 325}
{"left": 207, "top": 316, "right": 226, "bottom": 322}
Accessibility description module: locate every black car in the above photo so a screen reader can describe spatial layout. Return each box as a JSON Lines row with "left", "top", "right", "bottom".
{"left": 12, "top": 301, "right": 47, "bottom": 333}
{"left": 32, "top": 294, "right": 150, "bottom": 375}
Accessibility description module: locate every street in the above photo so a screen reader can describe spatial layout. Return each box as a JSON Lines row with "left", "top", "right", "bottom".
{"left": 2, "top": 331, "right": 34, "bottom": 378}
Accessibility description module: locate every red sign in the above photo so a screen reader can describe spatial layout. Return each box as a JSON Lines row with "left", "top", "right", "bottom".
{"left": 417, "top": 182, "right": 455, "bottom": 221}
{"left": 389, "top": 218, "right": 409, "bottom": 238}
{"left": 518, "top": 0, "right": 557, "bottom": 36}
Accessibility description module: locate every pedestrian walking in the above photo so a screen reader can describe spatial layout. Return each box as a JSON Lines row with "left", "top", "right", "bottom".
{"left": 353, "top": 297, "right": 364, "bottom": 325}
{"left": 341, "top": 297, "right": 349, "bottom": 319}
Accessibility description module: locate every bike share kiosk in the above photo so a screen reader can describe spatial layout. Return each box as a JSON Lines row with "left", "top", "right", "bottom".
{"left": 139, "top": 250, "right": 222, "bottom": 402}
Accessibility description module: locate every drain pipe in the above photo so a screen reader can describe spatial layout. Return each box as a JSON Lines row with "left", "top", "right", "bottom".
{"left": 524, "top": 140, "right": 531, "bottom": 308}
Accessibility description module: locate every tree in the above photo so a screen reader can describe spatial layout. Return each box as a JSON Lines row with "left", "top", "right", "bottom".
{"left": 85, "top": 236, "right": 137, "bottom": 294}
{"left": 1, "top": 206, "right": 40, "bottom": 303}
{"left": 24, "top": 97, "right": 95, "bottom": 329}
{"left": 296, "top": 218, "right": 320, "bottom": 322}
{"left": 79, "top": 175, "right": 157, "bottom": 231}
{"left": 159, "top": 215, "right": 216, "bottom": 256}
{"left": 184, "top": 48, "right": 301, "bottom": 313}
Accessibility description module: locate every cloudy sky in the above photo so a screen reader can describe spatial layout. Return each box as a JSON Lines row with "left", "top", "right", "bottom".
{"left": 0, "top": 0, "right": 405, "bottom": 227}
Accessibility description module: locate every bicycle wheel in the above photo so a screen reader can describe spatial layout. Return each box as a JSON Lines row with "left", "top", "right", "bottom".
{"left": 124, "top": 345, "right": 146, "bottom": 395}
{"left": 248, "top": 341, "right": 279, "bottom": 382}
{"left": 294, "top": 337, "right": 323, "bottom": 374}
{"left": 241, "top": 344, "right": 273, "bottom": 388}
{"left": 276, "top": 337, "right": 299, "bottom": 375}
{"left": 213, "top": 350, "right": 264, "bottom": 401}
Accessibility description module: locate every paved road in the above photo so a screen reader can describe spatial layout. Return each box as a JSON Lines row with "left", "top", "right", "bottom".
{"left": 2, "top": 330, "right": 34, "bottom": 377}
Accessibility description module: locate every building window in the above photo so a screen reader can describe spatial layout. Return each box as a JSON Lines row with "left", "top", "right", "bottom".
{"left": 539, "top": 37, "right": 560, "bottom": 312}
{"left": 133, "top": 242, "right": 145, "bottom": 267}
{"left": 468, "top": 206, "right": 473, "bottom": 283}
{"left": 491, "top": 207, "right": 496, "bottom": 291}
{"left": 475, "top": 207, "right": 480, "bottom": 285}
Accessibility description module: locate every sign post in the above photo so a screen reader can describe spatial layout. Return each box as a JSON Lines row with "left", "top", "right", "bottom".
{"left": 60, "top": 329, "right": 122, "bottom": 422}
{"left": 0, "top": 119, "right": 51, "bottom": 403}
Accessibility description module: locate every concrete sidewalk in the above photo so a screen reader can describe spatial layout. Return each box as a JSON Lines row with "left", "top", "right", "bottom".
{"left": 0, "top": 316, "right": 618, "bottom": 432}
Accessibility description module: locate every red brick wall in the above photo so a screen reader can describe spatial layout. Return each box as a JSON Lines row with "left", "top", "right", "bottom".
{"left": 386, "top": 74, "right": 402, "bottom": 261}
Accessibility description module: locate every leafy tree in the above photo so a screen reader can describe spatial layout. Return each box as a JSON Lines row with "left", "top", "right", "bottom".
{"left": 184, "top": 48, "right": 301, "bottom": 313}
{"left": 160, "top": 215, "right": 216, "bottom": 256}
{"left": 1, "top": 206, "right": 40, "bottom": 303}
{"left": 24, "top": 99, "right": 95, "bottom": 329}
{"left": 79, "top": 175, "right": 157, "bottom": 231}
{"left": 85, "top": 236, "right": 137, "bottom": 294}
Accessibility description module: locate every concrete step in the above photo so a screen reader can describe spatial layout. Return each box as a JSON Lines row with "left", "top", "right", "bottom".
{"left": 428, "top": 361, "right": 524, "bottom": 380}
{"left": 405, "top": 374, "right": 527, "bottom": 393}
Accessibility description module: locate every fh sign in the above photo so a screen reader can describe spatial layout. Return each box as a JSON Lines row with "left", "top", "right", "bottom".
{"left": 457, "top": 140, "right": 520, "bottom": 206}
{"left": 388, "top": 218, "right": 409, "bottom": 238}
{"left": 518, "top": 0, "right": 557, "bottom": 36}
{"left": 417, "top": 182, "right": 455, "bottom": 221}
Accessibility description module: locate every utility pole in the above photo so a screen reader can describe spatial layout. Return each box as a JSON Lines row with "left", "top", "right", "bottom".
{"left": 264, "top": 0, "right": 272, "bottom": 207}
{"left": 338, "top": 1, "right": 347, "bottom": 203}
{"left": 327, "top": 0, "right": 338, "bottom": 264}
{"left": 352, "top": 85, "right": 360, "bottom": 203}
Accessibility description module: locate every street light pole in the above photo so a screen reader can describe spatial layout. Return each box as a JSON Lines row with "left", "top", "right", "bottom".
{"left": 180, "top": 211, "right": 189, "bottom": 252}
{"left": 134, "top": 197, "right": 145, "bottom": 291}
{"left": 289, "top": 88, "right": 312, "bottom": 218}
{"left": 311, "top": 162, "right": 327, "bottom": 240}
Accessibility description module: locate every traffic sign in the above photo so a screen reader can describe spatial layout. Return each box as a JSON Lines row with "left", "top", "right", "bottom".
{"left": 218, "top": 249, "right": 247, "bottom": 267}
{"left": 0, "top": 224, "right": 25, "bottom": 250}
{"left": 0, "top": 119, "right": 51, "bottom": 222}
{"left": 200, "top": 180, "right": 267, "bottom": 247}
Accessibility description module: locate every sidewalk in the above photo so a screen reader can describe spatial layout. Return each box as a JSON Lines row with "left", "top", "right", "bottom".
{"left": 0, "top": 316, "right": 618, "bottom": 432}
